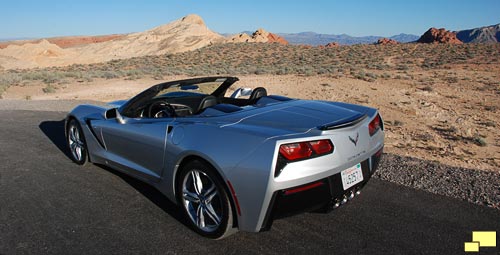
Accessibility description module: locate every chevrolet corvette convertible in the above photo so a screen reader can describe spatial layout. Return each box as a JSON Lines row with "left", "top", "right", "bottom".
{"left": 66, "top": 76, "right": 384, "bottom": 239}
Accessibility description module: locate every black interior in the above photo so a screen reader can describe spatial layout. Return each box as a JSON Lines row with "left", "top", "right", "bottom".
{"left": 142, "top": 87, "right": 290, "bottom": 118}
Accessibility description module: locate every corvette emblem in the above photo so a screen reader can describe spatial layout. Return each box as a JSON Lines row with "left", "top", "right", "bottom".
{"left": 349, "top": 132, "right": 359, "bottom": 146}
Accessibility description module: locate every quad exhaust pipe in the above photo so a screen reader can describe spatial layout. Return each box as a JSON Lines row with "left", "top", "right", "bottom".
{"left": 331, "top": 188, "right": 361, "bottom": 209}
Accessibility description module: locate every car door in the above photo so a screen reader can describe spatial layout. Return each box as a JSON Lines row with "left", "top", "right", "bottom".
{"left": 92, "top": 116, "right": 172, "bottom": 182}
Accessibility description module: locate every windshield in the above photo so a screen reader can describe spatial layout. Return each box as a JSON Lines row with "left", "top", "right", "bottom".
{"left": 120, "top": 77, "right": 238, "bottom": 118}
{"left": 155, "top": 81, "right": 225, "bottom": 99}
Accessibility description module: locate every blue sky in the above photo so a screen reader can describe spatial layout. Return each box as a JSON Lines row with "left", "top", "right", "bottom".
{"left": 1, "top": 0, "right": 499, "bottom": 39}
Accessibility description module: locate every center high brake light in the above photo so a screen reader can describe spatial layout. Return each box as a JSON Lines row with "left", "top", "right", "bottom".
{"left": 279, "top": 139, "right": 333, "bottom": 161}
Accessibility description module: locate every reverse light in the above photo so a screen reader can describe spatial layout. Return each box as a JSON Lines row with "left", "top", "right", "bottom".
{"left": 279, "top": 139, "right": 333, "bottom": 161}
{"left": 369, "top": 114, "right": 382, "bottom": 136}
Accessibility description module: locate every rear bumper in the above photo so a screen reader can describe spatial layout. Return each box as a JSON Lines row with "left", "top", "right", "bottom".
{"left": 260, "top": 148, "right": 383, "bottom": 231}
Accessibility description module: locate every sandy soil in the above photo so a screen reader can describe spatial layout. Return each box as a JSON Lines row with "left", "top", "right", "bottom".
{"left": 3, "top": 74, "right": 499, "bottom": 171}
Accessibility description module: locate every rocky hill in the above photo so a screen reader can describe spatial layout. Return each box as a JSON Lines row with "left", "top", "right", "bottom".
{"left": 0, "top": 14, "right": 225, "bottom": 69}
{"left": 417, "top": 28, "right": 463, "bottom": 44}
{"left": 456, "top": 24, "right": 500, "bottom": 43}
{"left": 75, "top": 14, "right": 225, "bottom": 59}
{"left": 0, "top": 14, "right": 291, "bottom": 70}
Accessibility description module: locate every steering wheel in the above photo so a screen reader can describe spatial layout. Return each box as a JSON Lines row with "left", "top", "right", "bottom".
{"left": 148, "top": 101, "right": 176, "bottom": 118}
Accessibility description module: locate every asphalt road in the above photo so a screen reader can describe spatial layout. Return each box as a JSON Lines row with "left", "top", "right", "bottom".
{"left": 1, "top": 109, "right": 499, "bottom": 255}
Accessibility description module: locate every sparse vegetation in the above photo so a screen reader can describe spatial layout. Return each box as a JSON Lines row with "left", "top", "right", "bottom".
{"left": 0, "top": 43, "right": 498, "bottom": 93}
{"left": 0, "top": 42, "right": 498, "bottom": 171}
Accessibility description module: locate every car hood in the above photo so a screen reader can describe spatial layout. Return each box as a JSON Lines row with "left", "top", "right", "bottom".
{"left": 221, "top": 100, "right": 373, "bottom": 135}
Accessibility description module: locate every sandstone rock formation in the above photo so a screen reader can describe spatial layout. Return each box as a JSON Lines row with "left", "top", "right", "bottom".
{"left": 318, "top": 42, "right": 340, "bottom": 49}
{"left": 46, "top": 35, "right": 124, "bottom": 48}
{"left": 229, "top": 28, "right": 288, "bottom": 45}
{"left": 376, "top": 38, "right": 399, "bottom": 45}
{"left": 417, "top": 28, "right": 463, "bottom": 44}
{"left": 0, "top": 14, "right": 225, "bottom": 69}
{"left": 266, "top": 32, "right": 289, "bottom": 45}
{"left": 0, "top": 40, "right": 79, "bottom": 69}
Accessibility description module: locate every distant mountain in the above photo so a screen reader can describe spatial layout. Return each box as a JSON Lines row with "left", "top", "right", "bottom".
{"left": 456, "top": 24, "right": 500, "bottom": 43}
{"left": 277, "top": 32, "right": 419, "bottom": 45}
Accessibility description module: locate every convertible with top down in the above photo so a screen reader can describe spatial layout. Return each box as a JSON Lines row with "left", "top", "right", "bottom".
{"left": 66, "top": 76, "right": 384, "bottom": 239}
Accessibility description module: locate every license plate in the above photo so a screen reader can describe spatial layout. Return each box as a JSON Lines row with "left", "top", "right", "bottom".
{"left": 341, "top": 163, "right": 363, "bottom": 190}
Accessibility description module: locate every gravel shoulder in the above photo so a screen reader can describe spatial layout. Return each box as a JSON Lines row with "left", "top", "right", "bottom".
{"left": 1, "top": 99, "right": 498, "bottom": 210}
{"left": 376, "top": 154, "right": 500, "bottom": 210}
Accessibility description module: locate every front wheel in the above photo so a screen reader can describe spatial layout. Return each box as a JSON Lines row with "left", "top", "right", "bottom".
{"left": 67, "top": 119, "right": 88, "bottom": 165}
{"left": 176, "top": 160, "right": 236, "bottom": 239}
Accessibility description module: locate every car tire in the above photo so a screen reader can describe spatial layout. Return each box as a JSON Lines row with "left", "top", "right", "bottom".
{"left": 67, "top": 119, "right": 88, "bottom": 165}
{"left": 176, "top": 160, "right": 236, "bottom": 239}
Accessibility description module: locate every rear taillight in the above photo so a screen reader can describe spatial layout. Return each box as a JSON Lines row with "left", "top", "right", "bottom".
{"left": 279, "top": 139, "right": 333, "bottom": 161}
{"left": 279, "top": 142, "right": 312, "bottom": 160}
{"left": 369, "top": 114, "right": 382, "bottom": 136}
{"left": 309, "top": 140, "right": 334, "bottom": 154}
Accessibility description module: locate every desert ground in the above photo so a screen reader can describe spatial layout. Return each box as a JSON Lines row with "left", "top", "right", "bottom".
{"left": 2, "top": 67, "right": 499, "bottom": 172}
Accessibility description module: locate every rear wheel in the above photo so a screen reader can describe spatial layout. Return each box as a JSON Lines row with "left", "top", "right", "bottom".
{"left": 176, "top": 160, "right": 236, "bottom": 239}
{"left": 67, "top": 119, "right": 88, "bottom": 165}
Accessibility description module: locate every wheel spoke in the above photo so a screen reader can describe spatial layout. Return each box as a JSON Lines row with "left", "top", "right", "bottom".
{"left": 75, "top": 145, "right": 82, "bottom": 160}
{"left": 74, "top": 127, "right": 80, "bottom": 141}
{"left": 205, "top": 204, "right": 221, "bottom": 226}
{"left": 203, "top": 184, "right": 217, "bottom": 203}
{"left": 191, "top": 171, "right": 204, "bottom": 195}
{"left": 183, "top": 190, "right": 200, "bottom": 203}
{"left": 70, "top": 141, "right": 77, "bottom": 152}
{"left": 196, "top": 204, "right": 205, "bottom": 228}
{"left": 69, "top": 127, "right": 77, "bottom": 142}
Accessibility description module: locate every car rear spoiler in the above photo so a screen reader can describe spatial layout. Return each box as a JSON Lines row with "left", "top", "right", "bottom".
{"left": 317, "top": 113, "right": 367, "bottom": 130}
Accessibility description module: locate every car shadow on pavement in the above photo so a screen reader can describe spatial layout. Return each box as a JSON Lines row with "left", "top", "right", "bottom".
{"left": 39, "top": 120, "right": 192, "bottom": 230}
{"left": 96, "top": 164, "right": 191, "bottom": 229}
{"left": 39, "top": 120, "right": 73, "bottom": 160}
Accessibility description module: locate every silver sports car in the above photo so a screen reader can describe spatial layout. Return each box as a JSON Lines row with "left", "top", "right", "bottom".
{"left": 66, "top": 76, "right": 384, "bottom": 239}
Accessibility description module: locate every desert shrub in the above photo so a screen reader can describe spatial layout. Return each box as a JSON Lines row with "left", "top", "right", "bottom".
{"left": 101, "top": 71, "right": 121, "bottom": 79}
{"left": 0, "top": 73, "right": 22, "bottom": 96}
{"left": 42, "top": 84, "right": 56, "bottom": 93}
{"left": 421, "top": 86, "right": 433, "bottom": 92}
{"left": 473, "top": 136, "right": 487, "bottom": 147}
{"left": 42, "top": 73, "right": 62, "bottom": 84}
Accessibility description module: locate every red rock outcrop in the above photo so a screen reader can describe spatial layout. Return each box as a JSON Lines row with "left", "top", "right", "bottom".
{"left": 0, "top": 35, "right": 124, "bottom": 49}
{"left": 267, "top": 32, "right": 288, "bottom": 45}
{"left": 376, "top": 38, "right": 399, "bottom": 45}
{"left": 319, "top": 42, "right": 339, "bottom": 49}
{"left": 47, "top": 35, "right": 124, "bottom": 48}
{"left": 230, "top": 28, "right": 288, "bottom": 45}
{"left": 417, "top": 28, "right": 463, "bottom": 44}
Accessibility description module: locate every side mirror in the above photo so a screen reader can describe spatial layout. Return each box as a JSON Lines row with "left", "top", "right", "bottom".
{"left": 105, "top": 108, "right": 125, "bottom": 124}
